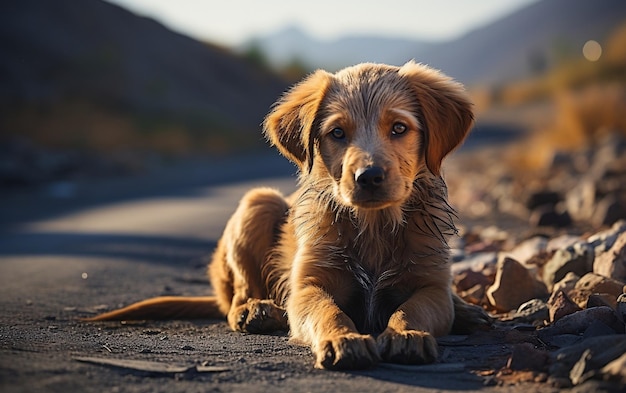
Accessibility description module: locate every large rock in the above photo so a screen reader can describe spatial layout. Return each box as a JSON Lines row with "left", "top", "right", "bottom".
{"left": 548, "top": 290, "right": 582, "bottom": 323}
{"left": 506, "top": 236, "right": 547, "bottom": 265}
{"left": 569, "top": 273, "right": 626, "bottom": 308}
{"left": 542, "top": 242, "right": 594, "bottom": 289}
{"left": 593, "top": 231, "right": 626, "bottom": 282}
{"left": 586, "top": 220, "right": 626, "bottom": 255}
{"left": 486, "top": 256, "right": 549, "bottom": 312}
{"left": 565, "top": 179, "right": 596, "bottom": 222}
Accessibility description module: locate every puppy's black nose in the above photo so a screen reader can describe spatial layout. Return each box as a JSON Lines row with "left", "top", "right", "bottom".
{"left": 355, "top": 166, "right": 385, "bottom": 190}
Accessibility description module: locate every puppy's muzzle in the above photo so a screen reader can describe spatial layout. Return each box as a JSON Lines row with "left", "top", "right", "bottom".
{"left": 355, "top": 166, "right": 385, "bottom": 191}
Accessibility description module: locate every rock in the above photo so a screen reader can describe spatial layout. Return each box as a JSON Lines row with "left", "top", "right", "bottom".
{"left": 592, "top": 194, "right": 626, "bottom": 228}
{"left": 511, "top": 299, "right": 549, "bottom": 325}
{"left": 586, "top": 219, "right": 626, "bottom": 255}
{"left": 549, "top": 335, "right": 626, "bottom": 383}
{"left": 586, "top": 293, "right": 618, "bottom": 309}
{"left": 565, "top": 179, "right": 596, "bottom": 222}
{"left": 451, "top": 252, "right": 497, "bottom": 277}
{"left": 570, "top": 273, "right": 625, "bottom": 309}
{"left": 593, "top": 231, "right": 626, "bottom": 282}
{"left": 582, "top": 319, "right": 619, "bottom": 339}
{"left": 507, "top": 342, "right": 549, "bottom": 371}
{"left": 617, "top": 294, "right": 626, "bottom": 324}
{"left": 526, "top": 190, "right": 562, "bottom": 210}
{"left": 506, "top": 236, "right": 548, "bottom": 265}
{"left": 486, "top": 257, "right": 549, "bottom": 312}
{"left": 530, "top": 205, "right": 572, "bottom": 228}
{"left": 542, "top": 242, "right": 594, "bottom": 290}
{"left": 546, "top": 234, "right": 581, "bottom": 253}
{"left": 600, "top": 352, "right": 626, "bottom": 384}
{"left": 548, "top": 290, "right": 582, "bottom": 323}
{"left": 569, "top": 337, "right": 626, "bottom": 386}
{"left": 453, "top": 269, "right": 492, "bottom": 292}
{"left": 538, "top": 307, "right": 622, "bottom": 339}
{"left": 550, "top": 272, "right": 580, "bottom": 297}
{"left": 458, "top": 284, "right": 485, "bottom": 305}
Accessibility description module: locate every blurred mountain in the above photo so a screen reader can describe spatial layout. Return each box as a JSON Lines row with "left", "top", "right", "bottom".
{"left": 0, "top": 0, "right": 288, "bottom": 152}
{"left": 246, "top": 0, "right": 626, "bottom": 85}
{"left": 418, "top": 0, "right": 626, "bottom": 85}
{"left": 240, "top": 26, "right": 434, "bottom": 72}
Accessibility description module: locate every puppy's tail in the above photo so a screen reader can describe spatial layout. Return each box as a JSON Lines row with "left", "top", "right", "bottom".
{"left": 83, "top": 296, "right": 224, "bottom": 321}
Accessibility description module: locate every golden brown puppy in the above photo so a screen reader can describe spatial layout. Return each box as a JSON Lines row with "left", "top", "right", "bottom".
{"left": 88, "top": 61, "right": 490, "bottom": 370}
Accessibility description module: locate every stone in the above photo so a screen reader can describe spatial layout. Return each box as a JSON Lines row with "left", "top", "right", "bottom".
{"left": 593, "top": 231, "right": 626, "bottom": 282}
{"left": 549, "top": 335, "right": 626, "bottom": 386}
{"left": 546, "top": 234, "right": 581, "bottom": 253}
{"left": 505, "top": 236, "right": 547, "bottom": 265}
{"left": 526, "top": 190, "right": 561, "bottom": 210}
{"left": 539, "top": 307, "right": 622, "bottom": 339}
{"left": 600, "top": 352, "right": 626, "bottom": 384}
{"left": 542, "top": 242, "right": 594, "bottom": 290}
{"left": 569, "top": 337, "right": 626, "bottom": 386}
{"left": 565, "top": 179, "right": 596, "bottom": 222}
{"left": 458, "top": 284, "right": 485, "bottom": 305}
{"left": 550, "top": 272, "right": 580, "bottom": 297}
{"left": 453, "top": 269, "right": 492, "bottom": 292}
{"left": 582, "top": 319, "right": 619, "bottom": 339}
{"left": 507, "top": 343, "right": 549, "bottom": 371}
{"left": 617, "top": 293, "right": 626, "bottom": 324}
{"left": 570, "top": 273, "right": 625, "bottom": 308}
{"left": 592, "top": 194, "right": 626, "bottom": 228}
{"left": 586, "top": 293, "right": 618, "bottom": 309}
{"left": 511, "top": 299, "right": 549, "bottom": 325}
{"left": 486, "top": 257, "right": 549, "bottom": 312}
{"left": 586, "top": 220, "right": 626, "bottom": 255}
{"left": 451, "top": 252, "right": 497, "bottom": 284}
{"left": 548, "top": 290, "right": 582, "bottom": 323}
{"left": 529, "top": 205, "right": 572, "bottom": 228}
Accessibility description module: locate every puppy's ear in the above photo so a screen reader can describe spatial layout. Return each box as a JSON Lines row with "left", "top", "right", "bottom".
{"left": 399, "top": 61, "right": 474, "bottom": 176}
{"left": 263, "top": 70, "right": 333, "bottom": 171}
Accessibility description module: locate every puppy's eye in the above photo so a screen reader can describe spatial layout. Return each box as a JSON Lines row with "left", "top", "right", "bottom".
{"left": 391, "top": 122, "right": 407, "bottom": 135}
{"left": 331, "top": 128, "right": 345, "bottom": 139}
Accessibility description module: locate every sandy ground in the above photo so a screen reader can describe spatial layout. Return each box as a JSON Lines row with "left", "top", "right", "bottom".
{"left": 0, "top": 151, "right": 588, "bottom": 392}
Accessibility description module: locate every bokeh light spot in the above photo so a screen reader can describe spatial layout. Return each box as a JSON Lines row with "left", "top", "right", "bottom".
{"left": 582, "top": 40, "right": 602, "bottom": 61}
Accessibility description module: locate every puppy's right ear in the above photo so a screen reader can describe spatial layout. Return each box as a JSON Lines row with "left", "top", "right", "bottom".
{"left": 263, "top": 70, "right": 332, "bottom": 171}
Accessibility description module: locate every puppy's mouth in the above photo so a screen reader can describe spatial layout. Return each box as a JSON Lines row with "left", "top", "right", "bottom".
{"left": 351, "top": 200, "right": 394, "bottom": 210}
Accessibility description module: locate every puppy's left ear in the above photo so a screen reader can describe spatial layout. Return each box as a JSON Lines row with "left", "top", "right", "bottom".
{"left": 399, "top": 61, "right": 474, "bottom": 176}
{"left": 263, "top": 70, "right": 333, "bottom": 171}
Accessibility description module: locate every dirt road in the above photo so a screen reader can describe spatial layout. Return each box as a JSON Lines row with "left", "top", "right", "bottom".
{"left": 0, "top": 152, "right": 564, "bottom": 392}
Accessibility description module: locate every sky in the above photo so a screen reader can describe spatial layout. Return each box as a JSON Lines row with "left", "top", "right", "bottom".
{"left": 105, "top": 0, "right": 540, "bottom": 46}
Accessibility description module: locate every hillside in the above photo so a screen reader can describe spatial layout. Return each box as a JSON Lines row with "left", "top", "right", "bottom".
{"left": 241, "top": 26, "right": 433, "bottom": 72}
{"left": 418, "top": 0, "right": 626, "bottom": 85}
{"left": 0, "top": 0, "right": 288, "bottom": 152}
{"left": 247, "top": 0, "right": 626, "bottom": 85}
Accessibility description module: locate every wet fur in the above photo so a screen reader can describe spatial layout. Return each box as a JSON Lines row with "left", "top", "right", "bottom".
{"left": 87, "top": 62, "right": 490, "bottom": 370}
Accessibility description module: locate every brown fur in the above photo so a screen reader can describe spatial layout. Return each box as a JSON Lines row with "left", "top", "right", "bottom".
{"left": 87, "top": 61, "right": 490, "bottom": 370}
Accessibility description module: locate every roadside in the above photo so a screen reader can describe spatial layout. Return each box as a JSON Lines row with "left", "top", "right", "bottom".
{"left": 1, "top": 144, "right": 624, "bottom": 392}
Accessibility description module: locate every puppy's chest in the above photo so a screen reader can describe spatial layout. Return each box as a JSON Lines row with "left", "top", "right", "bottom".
{"left": 342, "top": 258, "right": 412, "bottom": 334}
{"left": 335, "top": 237, "right": 412, "bottom": 334}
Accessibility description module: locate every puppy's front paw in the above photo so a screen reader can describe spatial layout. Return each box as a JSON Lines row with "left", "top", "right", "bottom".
{"left": 376, "top": 328, "right": 438, "bottom": 364}
{"left": 228, "top": 299, "right": 288, "bottom": 334}
{"left": 315, "top": 333, "right": 379, "bottom": 370}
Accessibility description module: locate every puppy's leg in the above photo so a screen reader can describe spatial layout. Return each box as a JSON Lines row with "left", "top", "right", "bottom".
{"left": 209, "top": 187, "right": 289, "bottom": 333}
{"left": 288, "top": 270, "right": 380, "bottom": 370}
{"left": 376, "top": 286, "right": 453, "bottom": 364}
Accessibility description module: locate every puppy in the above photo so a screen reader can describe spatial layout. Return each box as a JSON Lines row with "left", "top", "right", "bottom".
{"left": 88, "top": 61, "right": 490, "bottom": 370}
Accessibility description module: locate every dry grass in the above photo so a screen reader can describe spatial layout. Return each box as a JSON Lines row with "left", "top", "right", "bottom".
{"left": 1, "top": 100, "right": 255, "bottom": 156}
{"left": 489, "top": 22, "right": 626, "bottom": 173}
{"left": 506, "top": 83, "right": 626, "bottom": 172}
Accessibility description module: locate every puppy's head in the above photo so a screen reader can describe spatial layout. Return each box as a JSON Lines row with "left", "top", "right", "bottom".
{"left": 264, "top": 61, "right": 473, "bottom": 211}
